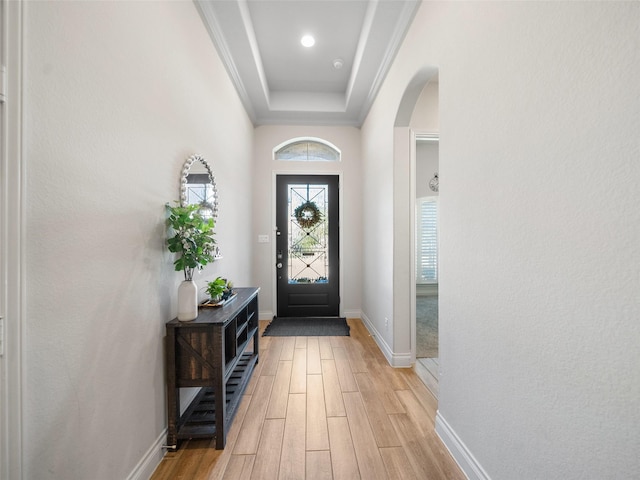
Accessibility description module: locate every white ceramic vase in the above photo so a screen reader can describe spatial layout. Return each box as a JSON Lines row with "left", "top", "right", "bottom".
{"left": 177, "top": 280, "right": 198, "bottom": 321}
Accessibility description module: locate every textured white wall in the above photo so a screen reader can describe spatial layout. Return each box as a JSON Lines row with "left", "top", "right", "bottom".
{"left": 411, "top": 80, "right": 439, "bottom": 133}
{"left": 361, "top": 96, "right": 395, "bottom": 349}
{"left": 363, "top": 2, "right": 640, "bottom": 479}
{"left": 252, "top": 125, "right": 362, "bottom": 319}
{"left": 23, "top": 2, "right": 253, "bottom": 479}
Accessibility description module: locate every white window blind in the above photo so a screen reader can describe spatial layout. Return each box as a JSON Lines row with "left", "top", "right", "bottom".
{"left": 416, "top": 198, "right": 438, "bottom": 283}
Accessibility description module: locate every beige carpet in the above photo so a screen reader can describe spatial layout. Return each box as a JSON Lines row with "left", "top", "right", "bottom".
{"left": 417, "top": 296, "right": 438, "bottom": 358}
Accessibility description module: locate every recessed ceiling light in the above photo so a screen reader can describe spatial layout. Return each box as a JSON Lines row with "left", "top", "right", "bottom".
{"left": 301, "top": 35, "right": 315, "bottom": 48}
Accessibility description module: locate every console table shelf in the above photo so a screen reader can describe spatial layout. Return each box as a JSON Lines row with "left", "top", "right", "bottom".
{"left": 165, "top": 287, "right": 260, "bottom": 450}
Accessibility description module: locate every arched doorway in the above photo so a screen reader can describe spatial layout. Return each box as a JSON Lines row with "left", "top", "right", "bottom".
{"left": 394, "top": 67, "right": 440, "bottom": 395}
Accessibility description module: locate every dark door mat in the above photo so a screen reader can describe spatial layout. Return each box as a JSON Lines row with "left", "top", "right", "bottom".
{"left": 262, "top": 317, "right": 350, "bottom": 337}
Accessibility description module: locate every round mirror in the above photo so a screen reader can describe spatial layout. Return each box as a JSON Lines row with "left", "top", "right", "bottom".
{"left": 180, "top": 154, "right": 218, "bottom": 221}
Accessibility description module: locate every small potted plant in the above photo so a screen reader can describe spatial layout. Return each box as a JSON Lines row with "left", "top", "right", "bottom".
{"left": 166, "top": 203, "right": 216, "bottom": 320}
{"left": 205, "top": 277, "right": 234, "bottom": 304}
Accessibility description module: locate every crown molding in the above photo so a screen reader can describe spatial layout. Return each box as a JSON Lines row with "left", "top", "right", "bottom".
{"left": 357, "top": 0, "right": 421, "bottom": 125}
{"left": 194, "top": 0, "right": 257, "bottom": 123}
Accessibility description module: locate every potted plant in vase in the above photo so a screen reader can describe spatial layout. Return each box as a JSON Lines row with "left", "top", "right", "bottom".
{"left": 166, "top": 203, "right": 216, "bottom": 320}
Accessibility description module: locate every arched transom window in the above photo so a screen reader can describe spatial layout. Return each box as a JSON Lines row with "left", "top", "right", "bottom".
{"left": 273, "top": 137, "right": 341, "bottom": 162}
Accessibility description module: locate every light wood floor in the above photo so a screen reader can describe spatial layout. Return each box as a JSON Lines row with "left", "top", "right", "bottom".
{"left": 151, "top": 319, "right": 465, "bottom": 480}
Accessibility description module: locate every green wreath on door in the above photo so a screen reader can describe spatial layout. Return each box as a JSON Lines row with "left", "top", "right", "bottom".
{"left": 294, "top": 201, "right": 323, "bottom": 229}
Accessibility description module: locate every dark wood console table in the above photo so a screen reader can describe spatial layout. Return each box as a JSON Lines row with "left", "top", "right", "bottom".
{"left": 165, "top": 287, "right": 260, "bottom": 449}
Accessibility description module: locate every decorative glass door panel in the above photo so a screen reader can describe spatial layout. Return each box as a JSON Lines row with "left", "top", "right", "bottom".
{"left": 276, "top": 175, "right": 339, "bottom": 318}
{"left": 287, "top": 184, "right": 329, "bottom": 284}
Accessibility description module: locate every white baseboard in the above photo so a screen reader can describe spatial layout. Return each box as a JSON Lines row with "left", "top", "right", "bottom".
{"left": 390, "top": 351, "right": 413, "bottom": 367}
{"left": 343, "top": 309, "right": 361, "bottom": 319}
{"left": 127, "top": 387, "right": 201, "bottom": 480}
{"left": 259, "top": 310, "right": 274, "bottom": 321}
{"left": 435, "top": 412, "right": 491, "bottom": 480}
{"left": 360, "top": 312, "right": 412, "bottom": 367}
{"left": 126, "top": 429, "right": 168, "bottom": 480}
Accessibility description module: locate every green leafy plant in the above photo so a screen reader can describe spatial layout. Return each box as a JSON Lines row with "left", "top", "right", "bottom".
{"left": 206, "top": 277, "right": 233, "bottom": 302}
{"left": 294, "top": 200, "right": 323, "bottom": 229}
{"left": 166, "top": 203, "right": 216, "bottom": 280}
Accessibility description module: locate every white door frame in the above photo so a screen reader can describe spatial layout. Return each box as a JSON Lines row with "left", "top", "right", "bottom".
{"left": 411, "top": 130, "right": 439, "bottom": 362}
{"left": 1, "top": 1, "right": 24, "bottom": 478}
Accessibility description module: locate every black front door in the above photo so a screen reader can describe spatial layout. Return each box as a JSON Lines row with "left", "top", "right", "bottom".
{"left": 276, "top": 175, "right": 339, "bottom": 317}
